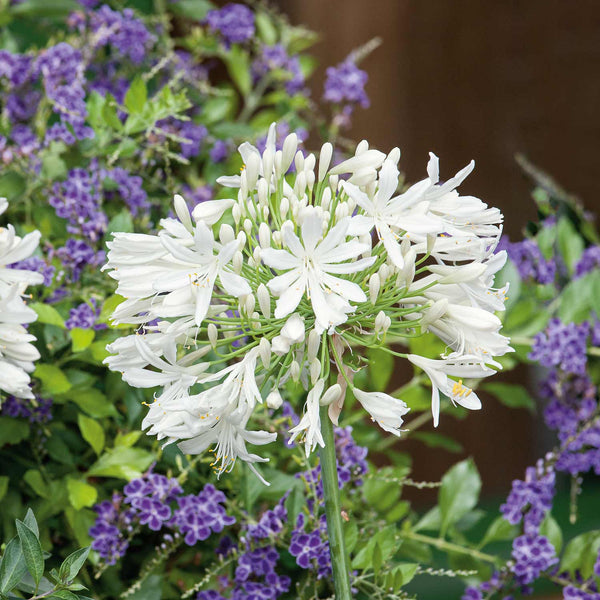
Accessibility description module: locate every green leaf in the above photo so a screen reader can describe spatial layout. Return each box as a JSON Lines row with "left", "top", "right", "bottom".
{"left": 367, "top": 347, "right": 394, "bottom": 390}
{"left": 15, "top": 520, "right": 44, "bottom": 587}
{"left": 48, "top": 591, "right": 79, "bottom": 600}
{"left": 394, "top": 563, "right": 418, "bottom": 587}
{"left": 124, "top": 77, "right": 148, "bottom": 115}
{"left": 481, "top": 382, "right": 536, "bottom": 412}
{"left": 59, "top": 388, "right": 117, "bottom": 419}
{"left": 398, "top": 383, "right": 431, "bottom": 411}
{"left": 0, "top": 171, "right": 26, "bottom": 200}
{"left": 70, "top": 328, "right": 95, "bottom": 353}
{"left": 479, "top": 515, "right": 518, "bottom": 548}
{"left": 107, "top": 210, "right": 134, "bottom": 235}
{"left": 101, "top": 94, "right": 122, "bottom": 131}
{"left": 224, "top": 46, "right": 251, "bottom": 96}
{"left": 558, "top": 271, "right": 600, "bottom": 324}
{"left": 41, "top": 151, "right": 67, "bottom": 180}
{"left": 438, "top": 459, "right": 481, "bottom": 537}
{"left": 352, "top": 525, "right": 397, "bottom": 569}
{"left": 557, "top": 217, "right": 584, "bottom": 274}
{"left": 540, "top": 514, "right": 563, "bottom": 554}
{"left": 34, "top": 365, "right": 72, "bottom": 395}
{"left": 64, "top": 508, "right": 94, "bottom": 548}
{"left": 372, "top": 542, "right": 383, "bottom": 576}
{"left": 343, "top": 520, "right": 359, "bottom": 554}
{"left": 77, "top": 414, "right": 105, "bottom": 456}
{"left": 412, "top": 431, "right": 463, "bottom": 453}
{"left": 30, "top": 303, "right": 66, "bottom": 328}
{"left": 201, "top": 96, "right": 234, "bottom": 124}
{"left": 560, "top": 530, "right": 600, "bottom": 578}
{"left": 0, "top": 418, "right": 29, "bottom": 448}
{"left": 58, "top": 547, "right": 90, "bottom": 583}
{"left": 0, "top": 536, "right": 27, "bottom": 594}
{"left": 413, "top": 506, "right": 441, "bottom": 533}
{"left": 169, "top": 0, "right": 213, "bottom": 20}
{"left": 87, "top": 446, "right": 153, "bottom": 480}
{"left": 23, "top": 509, "right": 39, "bottom": 538}
{"left": 255, "top": 11, "right": 278, "bottom": 44}
{"left": 24, "top": 470, "right": 49, "bottom": 499}
{"left": 66, "top": 480, "right": 98, "bottom": 511}
{"left": 114, "top": 431, "right": 142, "bottom": 448}
{"left": 0, "top": 475, "right": 9, "bottom": 502}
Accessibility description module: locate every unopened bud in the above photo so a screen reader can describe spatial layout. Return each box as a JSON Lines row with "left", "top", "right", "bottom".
{"left": 244, "top": 294, "right": 256, "bottom": 316}
{"left": 375, "top": 310, "right": 387, "bottom": 333}
{"left": 304, "top": 153, "right": 316, "bottom": 173}
{"left": 262, "top": 148, "right": 274, "bottom": 181}
{"left": 280, "top": 197, "right": 289, "bottom": 220}
{"left": 207, "top": 323, "right": 218, "bottom": 348}
{"left": 387, "top": 147, "right": 401, "bottom": 164}
{"left": 426, "top": 234, "right": 436, "bottom": 255}
{"left": 282, "top": 133, "right": 298, "bottom": 173}
{"left": 320, "top": 383, "right": 342, "bottom": 407}
{"left": 356, "top": 139, "right": 369, "bottom": 155}
{"left": 306, "top": 170, "right": 315, "bottom": 192}
{"left": 294, "top": 150, "right": 305, "bottom": 173}
{"left": 422, "top": 298, "right": 449, "bottom": 329}
{"left": 266, "top": 389, "right": 283, "bottom": 410}
{"left": 290, "top": 360, "right": 300, "bottom": 382}
{"left": 247, "top": 201, "right": 257, "bottom": 220}
{"left": 245, "top": 152, "right": 261, "bottom": 190}
{"left": 272, "top": 230, "right": 282, "bottom": 246}
{"left": 369, "top": 273, "right": 381, "bottom": 304}
{"left": 379, "top": 264, "right": 390, "bottom": 282}
{"left": 173, "top": 194, "right": 192, "bottom": 231}
{"left": 232, "top": 204, "right": 241, "bottom": 224}
{"left": 321, "top": 187, "right": 332, "bottom": 211}
{"left": 259, "top": 337, "right": 271, "bottom": 369}
{"left": 233, "top": 251, "right": 243, "bottom": 274}
{"left": 251, "top": 312, "right": 261, "bottom": 330}
{"left": 257, "top": 178, "right": 269, "bottom": 206}
{"left": 237, "top": 231, "right": 247, "bottom": 249}
{"left": 294, "top": 171, "right": 306, "bottom": 197}
{"left": 307, "top": 329, "right": 320, "bottom": 362}
{"left": 219, "top": 223, "right": 235, "bottom": 244}
{"left": 318, "top": 142, "right": 333, "bottom": 181}
{"left": 262, "top": 206, "right": 269, "bottom": 220}
{"left": 257, "top": 284, "right": 271, "bottom": 318}
{"left": 274, "top": 150, "right": 283, "bottom": 177}
{"left": 329, "top": 174, "right": 339, "bottom": 192}
{"left": 243, "top": 218, "right": 252, "bottom": 234}
{"left": 253, "top": 246, "right": 262, "bottom": 264}
{"left": 259, "top": 222, "right": 271, "bottom": 249}
{"left": 240, "top": 170, "right": 248, "bottom": 199}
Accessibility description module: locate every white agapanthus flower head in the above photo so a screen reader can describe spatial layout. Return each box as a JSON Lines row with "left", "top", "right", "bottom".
{"left": 104, "top": 124, "right": 511, "bottom": 479}
{"left": 0, "top": 198, "right": 42, "bottom": 400}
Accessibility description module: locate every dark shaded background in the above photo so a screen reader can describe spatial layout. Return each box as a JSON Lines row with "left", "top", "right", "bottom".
{"left": 276, "top": 0, "right": 600, "bottom": 497}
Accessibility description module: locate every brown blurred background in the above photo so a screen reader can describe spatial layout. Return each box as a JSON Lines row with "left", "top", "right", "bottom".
{"left": 276, "top": 0, "right": 600, "bottom": 497}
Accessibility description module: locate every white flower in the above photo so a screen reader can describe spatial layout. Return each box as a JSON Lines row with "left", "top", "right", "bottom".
{"left": 0, "top": 225, "right": 44, "bottom": 287}
{"left": 288, "top": 378, "right": 326, "bottom": 456}
{"left": 353, "top": 388, "right": 410, "bottom": 435}
{"left": 262, "top": 210, "right": 375, "bottom": 333}
{"left": 271, "top": 313, "right": 306, "bottom": 355}
{"left": 407, "top": 354, "right": 495, "bottom": 426}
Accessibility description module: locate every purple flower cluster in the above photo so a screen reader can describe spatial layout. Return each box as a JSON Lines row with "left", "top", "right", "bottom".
{"left": 233, "top": 546, "right": 291, "bottom": 599}
{"left": 205, "top": 3, "right": 255, "bottom": 47}
{"left": 530, "top": 319, "right": 590, "bottom": 376}
{"left": 252, "top": 45, "right": 305, "bottom": 95}
{"left": 65, "top": 299, "right": 106, "bottom": 331}
{"left": 210, "top": 140, "right": 231, "bottom": 163}
{"left": 501, "top": 460, "right": 555, "bottom": 534}
{"left": 511, "top": 534, "right": 558, "bottom": 585}
{"left": 498, "top": 237, "right": 556, "bottom": 284}
{"left": 90, "top": 473, "right": 236, "bottom": 564}
{"left": 55, "top": 239, "right": 105, "bottom": 283}
{"left": 575, "top": 246, "right": 600, "bottom": 279}
{"left": 88, "top": 5, "right": 154, "bottom": 65}
{"left": 255, "top": 122, "right": 308, "bottom": 157}
{"left": 289, "top": 513, "right": 331, "bottom": 579}
{"left": 0, "top": 396, "right": 53, "bottom": 424}
{"left": 172, "top": 484, "right": 236, "bottom": 546}
{"left": 103, "top": 167, "right": 149, "bottom": 217}
{"left": 323, "top": 57, "right": 369, "bottom": 109}
{"left": 49, "top": 166, "right": 107, "bottom": 242}
{"left": 11, "top": 256, "right": 55, "bottom": 287}
{"left": 157, "top": 118, "right": 208, "bottom": 160}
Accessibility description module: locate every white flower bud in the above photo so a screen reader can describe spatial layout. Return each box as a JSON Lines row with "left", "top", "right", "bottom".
{"left": 401, "top": 238, "right": 411, "bottom": 255}
{"left": 237, "top": 231, "right": 247, "bottom": 249}
{"left": 274, "top": 150, "right": 283, "bottom": 178}
{"left": 262, "top": 205, "right": 269, "bottom": 220}
{"left": 258, "top": 222, "right": 271, "bottom": 249}
{"left": 307, "top": 329, "right": 320, "bottom": 363}
{"left": 246, "top": 201, "right": 257, "bottom": 220}
{"left": 266, "top": 389, "right": 283, "bottom": 410}
{"left": 251, "top": 312, "right": 261, "bottom": 330}
{"left": 365, "top": 180, "right": 377, "bottom": 198}
{"left": 244, "top": 294, "right": 256, "bottom": 316}
{"left": 282, "top": 133, "right": 298, "bottom": 173}
{"left": 232, "top": 204, "right": 241, "bottom": 224}
{"left": 262, "top": 148, "right": 274, "bottom": 181}
{"left": 280, "top": 196, "right": 290, "bottom": 220}
{"left": 294, "top": 150, "right": 305, "bottom": 173}
{"left": 240, "top": 170, "right": 248, "bottom": 199}
{"left": 259, "top": 337, "right": 271, "bottom": 369}
{"left": 290, "top": 360, "right": 300, "bottom": 382}
{"left": 257, "top": 283, "right": 271, "bottom": 318}
{"left": 318, "top": 142, "right": 333, "bottom": 181}
{"left": 321, "top": 187, "right": 332, "bottom": 211}
{"left": 356, "top": 139, "right": 369, "bottom": 155}
{"left": 294, "top": 171, "right": 306, "bottom": 197}
{"left": 207, "top": 323, "right": 218, "bottom": 348}
{"left": 253, "top": 246, "right": 262, "bottom": 264}
{"left": 335, "top": 203, "right": 348, "bottom": 221}
{"left": 173, "top": 194, "right": 193, "bottom": 231}
{"left": 245, "top": 152, "right": 261, "bottom": 190}
{"left": 304, "top": 153, "right": 316, "bottom": 173}
{"left": 248, "top": 256, "right": 256, "bottom": 268}
{"left": 387, "top": 146, "right": 401, "bottom": 165}
{"left": 306, "top": 170, "right": 315, "bottom": 192}
{"left": 369, "top": 273, "right": 381, "bottom": 304}
{"left": 402, "top": 248, "right": 416, "bottom": 285}
{"left": 374, "top": 310, "right": 387, "bottom": 333}
{"left": 310, "top": 359, "right": 321, "bottom": 385}
{"left": 243, "top": 218, "right": 252, "bottom": 234}
{"left": 349, "top": 167, "right": 377, "bottom": 186}
{"left": 219, "top": 223, "right": 235, "bottom": 244}
{"left": 257, "top": 178, "right": 269, "bottom": 206}
{"left": 379, "top": 264, "right": 390, "bottom": 282}
{"left": 329, "top": 174, "right": 339, "bottom": 192}
{"left": 383, "top": 315, "right": 391, "bottom": 332}
{"left": 320, "top": 383, "right": 342, "bottom": 407}
{"left": 272, "top": 230, "right": 282, "bottom": 246}
{"left": 421, "top": 298, "right": 449, "bottom": 329}
{"left": 426, "top": 234, "right": 436, "bottom": 255}
{"left": 346, "top": 194, "right": 356, "bottom": 214}
{"left": 233, "top": 251, "right": 243, "bottom": 274}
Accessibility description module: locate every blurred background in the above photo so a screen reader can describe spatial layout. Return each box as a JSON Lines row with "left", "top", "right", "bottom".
{"left": 276, "top": 0, "right": 600, "bottom": 499}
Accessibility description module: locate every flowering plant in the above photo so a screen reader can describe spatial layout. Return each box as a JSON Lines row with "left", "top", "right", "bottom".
{"left": 1, "top": 2, "right": 600, "bottom": 600}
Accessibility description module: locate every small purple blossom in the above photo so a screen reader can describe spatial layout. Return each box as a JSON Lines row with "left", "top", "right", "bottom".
{"left": 323, "top": 57, "right": 369, "bottom": 109}
{"left": 497, "top": 237, "right": 556, "bottom": 285}
{"left": 11, "top": 256, "right": 55, "bottom": 287}
{"left": 65, "top": 299, "right": 106, "bottom": 330}
{"left": 104, "top": 167, "right": 149, "bottom": 217}
{"left": 55, "top": 239, "right": 105, "bottom": 282}
{"left": 575, "top": 246, "right": 600, "bottom": 279}
{"left": 511, "top": 534, "right": 558, "bottom": 585}
{"left": 209, "top": 139, "right": 230, "bottom": 163}
{"left": 1, "top": 396, "right": 53, "bottom": 424}
{"left": 205, "top": 3, "right": 255, "bottom": 47}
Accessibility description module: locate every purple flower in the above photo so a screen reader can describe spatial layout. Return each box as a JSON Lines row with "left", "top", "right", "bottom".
{"left": 205, "top": 3, "right": 255, "bottom": 47}
{"left": 252, "top": 44, "right": 306, "bottom": 95}
{"left": 44, "top": 122, "right": 76, "bottom": 146}
{"left": 65, "top": 300, "right": 106, "bottom": 331}
{"left": 323, "top": 57, "right": 369, "bottom": 109}
{"left": 575, "top": 246, "right": 600, "bottom": 279}
{"left": 530, "top": 319, "right": 590, "bottom": 376}
{"left": 289, "top": 514, "right": 331, "bottom": 578}
{"left": 135, "top": 497, "right": 171, "bottom": 531}
{"left": 497, "top": 237, "right": 556, "bottom": 285}
{"left": 90, "top": 493, "right": 134, "bottom": 565}
{"left": 511, "top": 534, "right": 558, "bottom": 585}
{"left": 11, "top": 256, "right": 55, "bottom": 287}
{"left": 210, "top": 140, "right": 230, "bottom": 163}
{"left": 55, "top": 239, "right": 105, "bottom": 282}
{"left": 180, "top": 122, "right": 208, "bottom": 159}
{"left": 104, "top": 167, "right": 149, "bottom": 217}
{"left": 1, "top": 396, "right": 52, "bottom": 424}
{"left": 197, "top": 592, "right": 226, "bottom": 600}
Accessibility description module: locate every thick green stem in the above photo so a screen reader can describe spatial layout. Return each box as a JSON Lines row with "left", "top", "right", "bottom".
{"left": 319, "top": 407, "right": 352, "bottom": 599}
